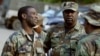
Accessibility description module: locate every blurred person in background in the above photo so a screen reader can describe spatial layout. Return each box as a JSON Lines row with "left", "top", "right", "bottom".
{"left": 44, "top": 1, "right": 86, "bottom": 56}
{"left": 33, "top": 13, "right": 47, "bottom": 42}
{"left": 75, "top": 4, "right": 100, "bottom": 56}
{"left": 1, "top": 6, "right": 45, "bottom": 56}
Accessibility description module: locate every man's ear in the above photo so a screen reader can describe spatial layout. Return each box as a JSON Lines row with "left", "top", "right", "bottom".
{"left": 22, "top": 13, "right": 26, "bottom": 19}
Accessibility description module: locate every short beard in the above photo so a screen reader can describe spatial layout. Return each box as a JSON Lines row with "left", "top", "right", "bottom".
{"left": 28, "top": 23, "right": 36, "bottom": 28}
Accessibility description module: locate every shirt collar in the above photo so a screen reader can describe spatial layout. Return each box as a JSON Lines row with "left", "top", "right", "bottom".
{"left": 74, "top": 21, "right": 81, "bottom": 31}
{"left": 21, "top": 29, "right": 39, "bottom": 41}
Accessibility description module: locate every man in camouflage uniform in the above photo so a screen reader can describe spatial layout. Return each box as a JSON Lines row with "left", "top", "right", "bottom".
{"left": 1, "top": 6, "right": 45, "bottom": 56}
{"left": 44, "top": 1, "right": 86, "bottom": 56}
{"left": 75, "top": 4, "right": 100, "bottom": 56}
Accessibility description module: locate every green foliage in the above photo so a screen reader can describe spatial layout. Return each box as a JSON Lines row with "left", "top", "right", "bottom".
{"left": 42, "top": 0, "right": 61, "bottom": 3}
{"left": 78, "top": 0, "right": 97, "bottom": 4}
{"left": 41, "top": 0, "right": 100, "bottom": 4}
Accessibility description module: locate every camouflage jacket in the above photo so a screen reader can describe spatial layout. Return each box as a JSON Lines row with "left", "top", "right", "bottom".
{"left": 75, "top": 30, "right": 100, "bottom": 56}
{"left": 1, "top": 29, "right": 46, "bottom": 56}
{"left": 44, "top": 22, "right": 86, "bottom": 56}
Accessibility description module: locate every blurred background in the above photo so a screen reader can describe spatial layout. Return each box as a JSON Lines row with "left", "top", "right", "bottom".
{"left": 0, "top": 0, "right": 100, "bottom": 55}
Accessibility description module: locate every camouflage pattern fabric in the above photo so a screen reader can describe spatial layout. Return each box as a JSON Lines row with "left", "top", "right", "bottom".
{"left": 1, "top": 29, "right": 45, "bottom": 56}
{"left": 75, "top": 31, "right": 100, "bottom": 56}
{"left": 39, "top": 31, "right": 47, "bottom": 42}
{"left": 62, "top": 1, "right": 78, "bottom": 11}
{"left": 44, "top": 22, "right": 86, "bottom": 56}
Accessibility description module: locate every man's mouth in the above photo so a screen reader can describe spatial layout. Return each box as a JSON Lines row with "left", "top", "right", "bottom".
{"left": 66, "top": 18, "right": 72, "bottom": 21}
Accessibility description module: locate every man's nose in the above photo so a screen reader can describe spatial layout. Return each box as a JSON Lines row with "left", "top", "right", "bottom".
{"left": 67, "top": 12, "right": 72, "bottom": 16}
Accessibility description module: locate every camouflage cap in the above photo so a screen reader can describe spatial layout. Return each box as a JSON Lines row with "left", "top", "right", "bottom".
{"left": 62, "top": 1, "right": 78, "bottom": 11}
{"left": 83, "top": 4, "right": 100, "bottom": 26}
{"left": 90, "top": 4, "right": 100, "bottom": 12}
{"left": 84, "top": 13, "right": 100, "bottom": 26}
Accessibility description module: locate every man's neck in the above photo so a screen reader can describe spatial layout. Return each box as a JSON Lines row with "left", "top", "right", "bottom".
{"left": 23, "top": 26, "right": 34, "bottom": 34}
{"left": 64, "top": 22, "right": 76, "bottom": 29}
{"left": 64, "top": 23, "right": 75, "bottom": 33}
{"left": 22, "top": 22, "right": 34, "bottom": 34}
{"left": 65, "top": 24, "right": 75, "bottom": 30}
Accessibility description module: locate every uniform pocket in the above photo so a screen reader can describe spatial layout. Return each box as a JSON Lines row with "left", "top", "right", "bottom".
{"left": 36, "top": 47, "right": 44, "bottom": 53}
{"left": 17, "top": 44, "right": 32, "bottom": 56}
